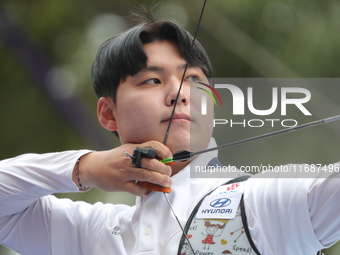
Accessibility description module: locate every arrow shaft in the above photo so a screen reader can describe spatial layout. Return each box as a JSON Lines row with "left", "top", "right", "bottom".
{"left": 192, "top": 114, "right": 340, "bottom": 157}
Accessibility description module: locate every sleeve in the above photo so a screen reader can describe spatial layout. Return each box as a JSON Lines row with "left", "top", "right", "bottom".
{"left": 308, "top": 170, "right": 340, "bottom": 248}
{"left": 0, "top": 150, "right": 92, "bottom": 254}
{"left": 244, "top": 165, "right": 340, "bottom": 255}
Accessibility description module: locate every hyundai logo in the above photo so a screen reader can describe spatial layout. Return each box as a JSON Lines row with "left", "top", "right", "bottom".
{"left": 210, "top": 198, "right": 231, "bottom": 208}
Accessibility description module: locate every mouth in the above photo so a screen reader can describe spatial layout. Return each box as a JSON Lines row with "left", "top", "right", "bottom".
{"left": 162, "top": 113, "right": 191, "bottom": 123}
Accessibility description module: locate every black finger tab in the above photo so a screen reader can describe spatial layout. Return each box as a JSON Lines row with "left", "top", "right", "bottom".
{"left": 131, "top": 147, "right": 157, "bottom": 168}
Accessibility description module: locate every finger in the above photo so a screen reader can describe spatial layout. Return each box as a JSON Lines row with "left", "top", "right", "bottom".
{"left": 132, "top": 167, "right": 173, "bottom": 188}
{"left": 140, "top": 158, "right": 172, "bottom": 176}
{"left": 122, "top": 164, "right": 172, "bottom": 187}
{"left": 124, "top": 181, "right": 148, "bottom": 196}
{"left": 139, "top": 141, "right": 173, "bottom": 160}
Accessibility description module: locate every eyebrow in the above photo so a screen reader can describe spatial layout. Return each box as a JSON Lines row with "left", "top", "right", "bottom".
{"left": 142, "top": 63, "right": 188, "bottom": 73}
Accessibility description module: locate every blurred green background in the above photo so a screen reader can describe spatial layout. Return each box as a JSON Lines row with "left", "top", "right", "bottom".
{"left": 1, "top": 0, "right": 340, "bottom": 254}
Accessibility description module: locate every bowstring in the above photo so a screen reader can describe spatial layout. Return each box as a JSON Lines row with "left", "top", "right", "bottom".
{"left": 161, "top": 0, "right": 208, "bottom": 254}
{"left": 163, "top": 0, "right": 207, "bottom": 145}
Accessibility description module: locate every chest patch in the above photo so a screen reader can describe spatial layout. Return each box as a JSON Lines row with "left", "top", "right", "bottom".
{"left": 178, "top": 176, "right": 260, "bottom": 255}
{"left": 196, "top": 192, "right": 243, "bottom": 219}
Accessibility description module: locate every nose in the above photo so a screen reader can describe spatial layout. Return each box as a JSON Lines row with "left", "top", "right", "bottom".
{"left": 166, "top": 81, "right": 189, "bottom": 106}
{"left": 169, "top": 97, "right": 186, "bottom": 105}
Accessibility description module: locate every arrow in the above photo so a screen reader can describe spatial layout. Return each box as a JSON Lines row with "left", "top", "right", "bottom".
{"left": 160, "top": 114, "right": 340, "bottom": 164}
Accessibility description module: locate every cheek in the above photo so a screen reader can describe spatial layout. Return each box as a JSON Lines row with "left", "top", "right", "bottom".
{"left": 191, "top": 95, "right": 214, "bottom": 131}
{"left": 115, "top": 95, "right": 163, "bottom": 142}
{"left": 118, "top": 103, "right": 151, "bottom": 129}
{"left": 190, "top": 90, "right": 214, "bottom": 116}
{"left": 116, "top": 89, "right": 152, "bottom": 122}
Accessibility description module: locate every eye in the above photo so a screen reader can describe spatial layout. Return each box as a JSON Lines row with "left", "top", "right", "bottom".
{"left": 185, "top": 75, "right": 201, "bottom": 83}
{"left": 142, "top": 78, "right": 161, "bottom": 85}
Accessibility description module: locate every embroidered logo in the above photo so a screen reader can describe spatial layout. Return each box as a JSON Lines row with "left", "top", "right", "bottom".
{"left": 112, "top": 226, "right": 122, "bottom": 236}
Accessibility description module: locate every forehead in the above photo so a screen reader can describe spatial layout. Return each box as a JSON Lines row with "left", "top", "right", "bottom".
{"left": 143, "top": 41, "right": 183, "bottom": 64}
{"left": 140, "top": 40, "right": 204, "bottom": 74}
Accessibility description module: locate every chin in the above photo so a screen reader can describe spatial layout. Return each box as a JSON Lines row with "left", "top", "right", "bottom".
{"left": 166, "top": 130, "right": 210, "bottom": 154}
{"left": 166, "top": 137, "right": 190, "bottom": 153}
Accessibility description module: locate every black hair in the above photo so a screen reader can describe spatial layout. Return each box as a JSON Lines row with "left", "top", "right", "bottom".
{"left": 91, "top": 8, "right": 213, "bottom": 103}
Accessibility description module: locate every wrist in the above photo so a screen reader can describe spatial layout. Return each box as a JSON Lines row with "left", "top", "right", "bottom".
{"left": 73, "top": 155, "right": 92, "bottom": 191}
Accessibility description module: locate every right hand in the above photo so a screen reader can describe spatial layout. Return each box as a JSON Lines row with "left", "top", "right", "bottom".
{"left": 73, "top": 141, "right": 173, "bottom": 196}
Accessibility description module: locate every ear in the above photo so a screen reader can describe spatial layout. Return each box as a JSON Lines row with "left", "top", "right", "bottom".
{"left": 97, "top": 97, "right": 118, "bottom": 131}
